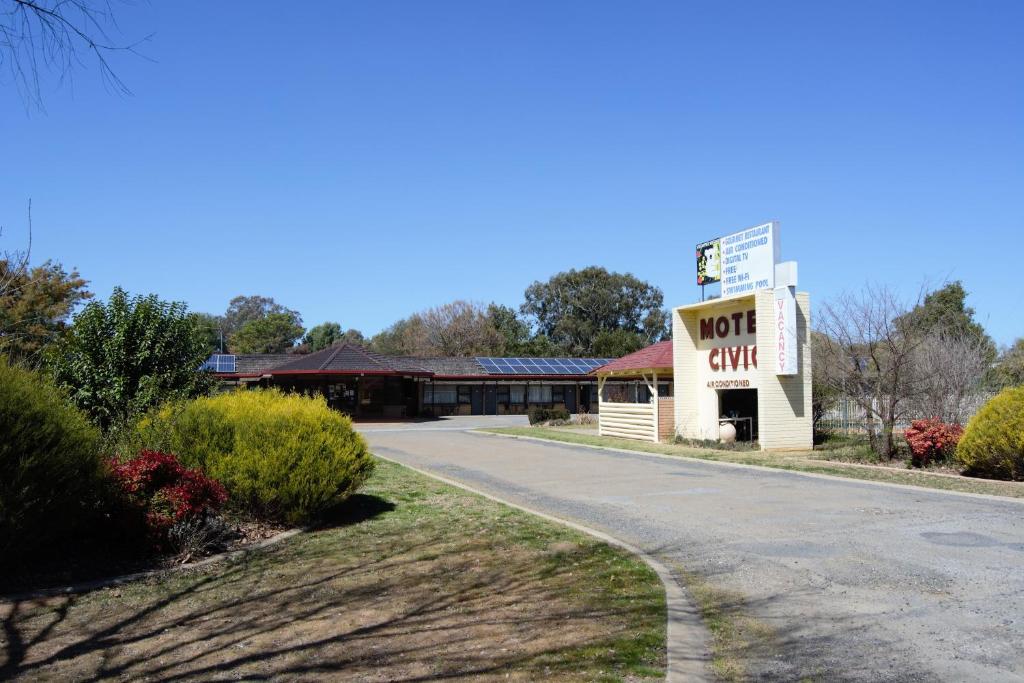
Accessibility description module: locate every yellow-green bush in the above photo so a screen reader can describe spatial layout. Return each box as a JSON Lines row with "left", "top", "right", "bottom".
{"left": 0, "top": 362, "right": 105, "bottom": 565}
{"left": 955, "top": 386, "right": 1024, "bottom": 481}
{"left": 139, "top": 389, "right": 374, "bottom": 524}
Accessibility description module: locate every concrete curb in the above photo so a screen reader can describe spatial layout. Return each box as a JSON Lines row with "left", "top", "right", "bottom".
{"left": 373, "top": 452, "right": 713, "bottom": 683}
{"left": 478, "top": 430, "right": 1024, "bottom": 506}
{"left": 1, "top": 528, "right": 304, "bottom": 604}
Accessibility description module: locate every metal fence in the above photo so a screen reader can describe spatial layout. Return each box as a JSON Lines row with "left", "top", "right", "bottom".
{"left": 818, "top": 394, "right": 994, "bottom": 434}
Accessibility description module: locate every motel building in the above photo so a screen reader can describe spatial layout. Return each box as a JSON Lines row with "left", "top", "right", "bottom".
{"left": 592, "top": 289, "right": 812, "bottom": 449}
{"left": 595, "top": 221, "right": 813, "bottom": 450}
{"left": 205, "top": 343, "right": 619, "bottom": 418}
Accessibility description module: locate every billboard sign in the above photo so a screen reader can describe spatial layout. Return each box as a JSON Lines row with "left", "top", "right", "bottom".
{"left": 696, "top": 239, "right": 721, "bottom": 285}
{"left": 720, "top": 221, "right": 781, "bottom": 297}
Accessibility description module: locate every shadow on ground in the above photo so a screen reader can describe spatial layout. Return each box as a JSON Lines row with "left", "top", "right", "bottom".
{"left": 1, "top": 476, "right": 664, "bottom": 681}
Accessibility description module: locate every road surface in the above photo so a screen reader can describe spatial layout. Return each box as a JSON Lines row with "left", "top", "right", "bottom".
{"left": 361, "top": 419, "right": 1024, "bottom": 681}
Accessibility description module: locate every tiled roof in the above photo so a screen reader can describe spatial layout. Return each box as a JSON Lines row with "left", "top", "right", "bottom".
{"left": 593, "top": 340, "right": 673, "bottom": 374}
{"left": 234, "top": 354, "right": 295, "bottom": 374}
{"left": 268, "top": 344, "right": 430, "bottom": 374}
{"left": 397, "top": 357, "right": 486, "bottom": 375}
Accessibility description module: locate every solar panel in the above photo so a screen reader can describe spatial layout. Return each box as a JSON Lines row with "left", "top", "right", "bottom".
{"left": 475, "top": 357, "right": 612, "bottom": 376}
{"left": 201, "top": 354, "right": 236, "bottom": 373}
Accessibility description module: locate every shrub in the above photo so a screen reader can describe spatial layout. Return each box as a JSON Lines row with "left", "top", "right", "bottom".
{"left": 138, "top": 389, "right": 374, "bottom": 524}
{"left": 903, "top": 419, "right": 963, "bottom": 467}
{"left": 955, "top": 387, "right": 1024, "bottom": 480}
{"left": 528, "top": 406, "right": 570, "bottom": 425}
{"left": 110, "top": 450, "right": 228, "bottom": 555}
{"left": 0, "top": 362, "right": 106, "bottom": 565}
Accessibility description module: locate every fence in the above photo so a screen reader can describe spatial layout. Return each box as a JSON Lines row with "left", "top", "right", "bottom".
{"left": 818, "top": 394, "right": 994, "bottom": 434}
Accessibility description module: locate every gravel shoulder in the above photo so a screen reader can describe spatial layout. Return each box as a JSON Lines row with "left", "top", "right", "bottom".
{"left": 364, "top": 427, "right": 1024, "bottom": 682}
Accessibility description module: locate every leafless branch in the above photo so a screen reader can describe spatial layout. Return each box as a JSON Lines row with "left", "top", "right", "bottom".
{"left": 1, "top": 0, "right": 149, "bottom": 107}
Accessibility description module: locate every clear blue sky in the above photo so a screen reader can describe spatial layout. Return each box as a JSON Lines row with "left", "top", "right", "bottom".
{"left": 2, "top": 1, "right": 1021, "bottom": 345}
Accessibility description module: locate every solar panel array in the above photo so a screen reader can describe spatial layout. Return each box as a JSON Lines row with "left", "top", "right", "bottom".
{"left": 201, "top": 354, "right": 237, "bottom": 373}
{"left": 475, "top": 357, "right": 613, "bottom": 375}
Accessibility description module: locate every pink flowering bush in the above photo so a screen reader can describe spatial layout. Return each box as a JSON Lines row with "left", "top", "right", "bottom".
{"left": 904, "top": 419, "right": 963, "bottom": 468}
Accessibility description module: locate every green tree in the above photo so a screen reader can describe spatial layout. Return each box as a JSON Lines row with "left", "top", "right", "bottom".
{"left": 591, "top": 328, "right": 646, "bottom": 358}
{"left": 521, "top": 266, "right": 668, "bottom": 356}
{"left": 222, "top": 295, "right": 302, "bottom": 339}
{"left": 0, "top": 259, "right": 91, "bottom": 365}
{"left": 192, "top": 312, "right": 226, "bottom": 355}
{"left": 49, "top": 288, "right": 213, "bottom": 429}
{"left": 902, "top": 281, "right": 996, "bottom": 361}
{"left": 230, "top": 312, "right": 305, "bottom": 354}
{"left": 993, "top": 339, "right": 1024, "bottom": 388}
{"left": 487, "top": 303, "right": 538, "bottom": 355}
{"left": 304, "top": 322, "right": 343, "bottom": 351}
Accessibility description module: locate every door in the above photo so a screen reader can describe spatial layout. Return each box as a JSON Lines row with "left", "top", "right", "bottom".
{"left": 471, "top": 385, "right": 484, "bottom": 415}
{"left": 564, "top": 385, "right": 577, "bottom": 413}
{"left": 484, "top": 384, "right": 497, "bottom": 415}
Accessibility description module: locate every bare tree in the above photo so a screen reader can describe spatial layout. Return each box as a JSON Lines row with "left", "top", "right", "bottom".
{"left": 815, "top": 284, "right": 933, "bottom": 458}
{"left": 909, "top": 331, "right": 991, "bottom": 424}
{"left": 1, "top": 0, "right": 147, "bottom": 107}
{"left": 371, "top": 301, "right": 505, "bottom": 357}
{"left": 416, "top": 300, "right": 504, "bottom": 357}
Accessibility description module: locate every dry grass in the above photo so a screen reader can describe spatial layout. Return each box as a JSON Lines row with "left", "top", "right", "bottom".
{"left": 0, "top": 459, "right": 666, "bottom": 681}
{"left": 482, "top": 427, "right": 1024, "bottom": 500}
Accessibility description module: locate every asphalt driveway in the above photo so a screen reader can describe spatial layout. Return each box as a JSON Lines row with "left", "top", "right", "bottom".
{"left": 362, "top": 424, "right": 1024, "bottom": 681}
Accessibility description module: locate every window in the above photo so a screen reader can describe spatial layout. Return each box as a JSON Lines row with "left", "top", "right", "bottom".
{"left": 497, "top": 385, "right": 510, "bottom": 404}
{"left": 528, "top": 385, "right": 552, "bottom": 403}
{"left": 551, "top": 386, "right": 565, "bottom": 403}
{"left": 458, "top": 386, "right": 472, "bottom": 404}
{"left": 424, "top": 385, "right": 458, "bottom": 404}
{"left": 510, "top": 385, "right": 525, "bottom": 404}
{"left": 658, "top": 382, "right": 673, "bottom": 397}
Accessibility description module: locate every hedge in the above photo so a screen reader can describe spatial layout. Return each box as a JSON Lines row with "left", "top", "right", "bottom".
{"left": 955, "top": 386, "right": 1024, "bottom": 481}
{"left": 138, "top": 389, "right": 374, "bottom": 524}
{"left": 0, "top": 362, "right": 106, "bottom": 565}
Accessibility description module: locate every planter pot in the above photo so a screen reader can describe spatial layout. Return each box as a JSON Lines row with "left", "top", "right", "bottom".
{"left": 719, "top": 421, "right": 737, "bottom": 444}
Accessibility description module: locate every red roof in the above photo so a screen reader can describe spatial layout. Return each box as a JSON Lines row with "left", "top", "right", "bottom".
{"left": 593, "top": 340, "right": 673, "bottom": 374}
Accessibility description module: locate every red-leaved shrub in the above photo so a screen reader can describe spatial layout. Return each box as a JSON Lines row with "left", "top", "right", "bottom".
{"left": 110, "top": 450, "right": 228, "bottom": 551}
{"left": 904, "top": 419, "right": 964, "bottom": 467}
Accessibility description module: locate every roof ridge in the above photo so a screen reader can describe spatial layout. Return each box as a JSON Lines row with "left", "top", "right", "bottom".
{"left": 318, "top": 344, "right": 348, "bottom": 371}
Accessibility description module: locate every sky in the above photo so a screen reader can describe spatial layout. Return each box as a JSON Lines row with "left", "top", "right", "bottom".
{"left": 2, "top": 1, "right": 1021, "bottom": 345}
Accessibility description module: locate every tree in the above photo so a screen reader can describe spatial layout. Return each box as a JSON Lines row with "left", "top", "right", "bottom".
{"left": 301, "top": 322, "right": 367, "bottom": 352}
{"left": 815, "top": 285, "right": 931, "bottom": 458}
{"left": 370, "top": 317, "right": 424, "bottom": 356}
{"left": 229, "top": 312, "right": 305, "bottom": 354}
{"left": 993, "top": 339, "right": 1024, "bottom": 388}
{"left": 191, "top": 312, "right": 225, "bottom": 355}
{"left": 304, "top": 322, "right": 343, "bottom": 352}
{"left": 222, "top": 295, "right": 302, "bottom": 339}
{"left": 910, "top": 330, "right": 991, "bottom": 424}
{"left": 591, "top": 328, "right": 646, "bottom": 358}
{"left": 0, "top": 258, "right": 90, "bottom": 364}
{"left": 901, "top": 281, "right": 996, "bottom": 361}
{"left": 521, "top": 266, "right": 668, "bottom": 356}
{"left": 815, "top": 284, "right": 990, "bottom": 458}
{"left": 370, "top": 301, "right": 505, "bottom": 357}
{"left": 48, "top": 288, "right": 213, "bottom": 429}
{"left": 2, "top": 0, "right": 148, "bottom": 108}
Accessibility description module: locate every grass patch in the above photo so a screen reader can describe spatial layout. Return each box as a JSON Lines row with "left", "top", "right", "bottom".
{"left": 0, "top": 459, "right": 666, "bottom": 681}
{"left": 482, "top": 427, "right": 1024, "bottom": 500}
{"left": 674, "top": 567, "right": 775, "bottom": 682}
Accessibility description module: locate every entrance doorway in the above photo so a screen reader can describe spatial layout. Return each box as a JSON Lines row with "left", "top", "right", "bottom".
{"left": 719, "top": 389, "right": 758, "bottom": 442}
